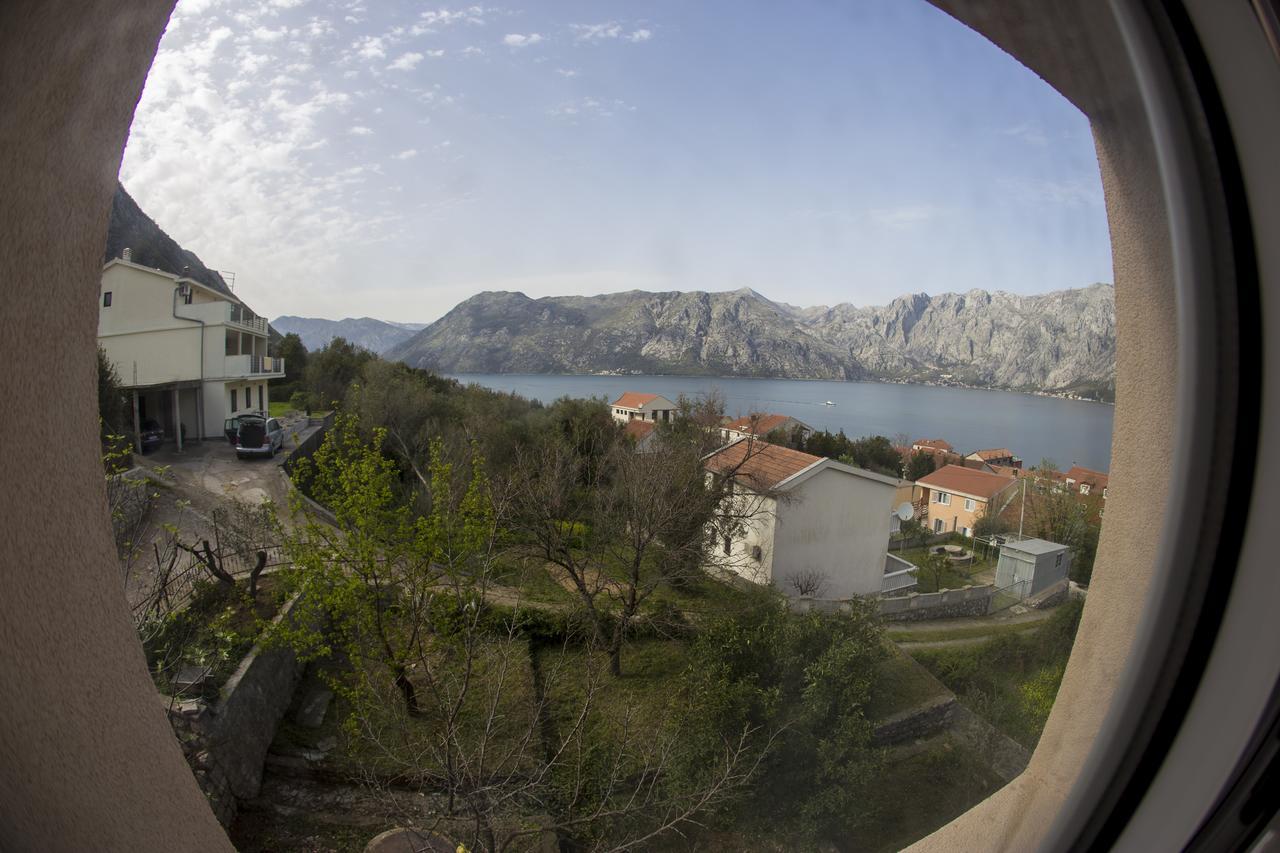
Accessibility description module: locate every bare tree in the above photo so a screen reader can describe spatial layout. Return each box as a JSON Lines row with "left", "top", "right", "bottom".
{"left": 508, "top": 432, "right": 780, "bottom": 676}
{"left": 788, "top": 568, "right": 829, "bottom": 598}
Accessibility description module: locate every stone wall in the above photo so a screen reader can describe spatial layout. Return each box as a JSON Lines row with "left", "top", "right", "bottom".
{"left": 873, "top": 694, "right": 958, "bottom": 745}
{"left": 878, "top": 584, "right": 995, "bottom": 621}
{"left": 165, "top": 595, "right": 307, "bottom": 827}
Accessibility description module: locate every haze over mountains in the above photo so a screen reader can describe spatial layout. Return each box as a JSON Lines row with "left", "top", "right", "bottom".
{"left": 271, "top": 316, "right": 428, "bottom": 354}
{"left": 108, "top": 180, "right": 1114, "bottom": 399}
{"left": 385, "top": 286, "right": 1116, "bottom": 399}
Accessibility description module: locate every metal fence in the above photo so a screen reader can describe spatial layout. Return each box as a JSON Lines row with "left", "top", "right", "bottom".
{"left": 131, "top": 544, "right": 289, "bottom": 623}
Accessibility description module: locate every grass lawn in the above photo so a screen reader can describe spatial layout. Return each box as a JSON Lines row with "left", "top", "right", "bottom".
{"left": 847, "top": 734, "right": 1006, "bottom": 852}
{"left": 268, "top": 401, "right": 293, "bottom": 418}
{"left": 895, "top": 543, "right": 992, "bottom": 593}
{"left": 886, "top": 617, "right": 1047, "bottom": 645}
{"left": 865, "top": 641, "right": 952, "bottom": 722}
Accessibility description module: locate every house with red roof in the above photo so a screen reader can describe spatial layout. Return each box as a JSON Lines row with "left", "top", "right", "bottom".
{"left": 965, "top": 447, "right": 1023, "bottom": 469}
{"left": 719, "top": 412, "right": 813, "bottom": 444}
{"left": 610, "top": 391, "right": 678, "bottom": 425}
{"left": 1065, "top": 465, "right": 1109, "bottom": 498}
{"left": 622, "top": 418, "right": 660, "bottom": 453}
{"left": 703, "top": 438, "right": 900, "bottom": 598}
{"left": 915, "top": 464, "right": 1020, "bottom": 537}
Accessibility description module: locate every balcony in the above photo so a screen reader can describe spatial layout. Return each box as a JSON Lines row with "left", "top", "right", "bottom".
{"left": 227, "top": 304, "right": 267, "bottom": 334}
{"left": 224, "top": 354, "right": 285, "bottom": 378}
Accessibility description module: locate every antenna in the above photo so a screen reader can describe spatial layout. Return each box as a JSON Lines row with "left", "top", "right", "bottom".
{"left": 220, "top": 270, "right": 236, "bottom": 290}
{"left": 896, "top": 502, "right": 914, "bottom": 522}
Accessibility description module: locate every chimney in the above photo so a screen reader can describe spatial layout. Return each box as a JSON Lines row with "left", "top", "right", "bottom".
{"left": 122, "top": 247, "right": 132, "bottom": 261}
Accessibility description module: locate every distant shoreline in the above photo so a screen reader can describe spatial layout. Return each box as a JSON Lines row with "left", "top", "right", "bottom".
{"left": 443, "top": 371, "right": 1116, "bottom": 407}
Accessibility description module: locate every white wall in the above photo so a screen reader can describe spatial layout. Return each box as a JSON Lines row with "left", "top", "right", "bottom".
{"left": 719, "top": 493, "right": 777, "bottom": 586}
{"left": 772, "top": 467, "right": 895, "bottom": 598}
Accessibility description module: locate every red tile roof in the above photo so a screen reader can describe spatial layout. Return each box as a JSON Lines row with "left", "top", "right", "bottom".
{"left": 704, "top": 440, "right": 823, "bottom": 491}
{"left": 914, "top": 438, "right": 955, "bottom": 452}
{"left": 1065, "top": 465, "right": 1109, "bottom": 492}
{"left": 623, "top": 419, "right": 655, "bottom": 440}
{"left": 612, "top": 391, "right": 660, "bottom": 409}
{"left": 970, "top": 447, "right": 1016, "bottom": 461}
{"left": 917, "top": 464, "right": 1018, "bottom": 500}
{"left": 723, "top": 413, "right": 801, "bottom": 435}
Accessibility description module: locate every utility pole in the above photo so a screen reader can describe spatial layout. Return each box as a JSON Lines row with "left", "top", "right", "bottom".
{"left": 1018, "top": 476, "right": 1027, "bottom": 539}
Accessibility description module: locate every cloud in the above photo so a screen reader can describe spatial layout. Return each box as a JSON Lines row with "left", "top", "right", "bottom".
{"left": 1002, "top": 122, "right": 1049, "bottom": 146}
{"left": 460, "top": 46, "right": 484, "bottom": 56}
{"left": 349, "top": 125, "right": 374, "bottom": 135}
{"left": 387, "top": 51, "right": 423, "bottom": 71}
{"left": 548, "top": 97, "right": 634, "bottom": 118}
{"left": 411, "top": 6, "right": 487, "bottom": 35}
{"left": 251, "top": 26, "right": 289, "bottom": 42}
{"left": 555, "top": 68, "right": 578, "bottom": 77}
{"left": 502, "top": 33, "right": 543, "bottom": 47}
{"left": 869, "top": 204, "right": 944, "bottom": 228}
{"left": 353, "top": 35, "right": 385, "bottom": 59}
{"left": 997, "top": 177, "right": 1102, "bottom": 207}
{"left": 426, "top": 49, "right": 446, "bottom": 58}
{"left": 571, "top": 22, "right": 653, "bottom": 43}
{"left": 393, "top": 148, "right": 418, "bottom": 160}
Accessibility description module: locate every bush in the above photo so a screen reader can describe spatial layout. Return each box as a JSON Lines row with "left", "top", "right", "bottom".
{"left": 289, "top": 390, "right": 316, "bottom": 413}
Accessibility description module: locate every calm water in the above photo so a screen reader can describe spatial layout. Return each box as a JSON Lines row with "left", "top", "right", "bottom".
{"left": 447, "top": 374, "right": 1114, "bottom": 472}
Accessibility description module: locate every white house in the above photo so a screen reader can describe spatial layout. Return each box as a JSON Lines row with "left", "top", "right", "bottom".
{"left": 703, "top": 439, "right": 899, "bottom": 599}
{"left": 97, "top": 252, "right": 285, "bottom": 451}
{"left": 719, "top": 412, "right": 814, "bottom": 444}
{"left": 609, "top": 392, "right": 678, "bottom": 425}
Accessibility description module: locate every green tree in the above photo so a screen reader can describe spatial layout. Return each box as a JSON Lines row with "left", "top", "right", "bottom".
{"left": 303, "top": 336, "right": 375, "bottom": 409}
{"left": 904, "top": 449, "right": 937, "bottom": 482}
{"left": 680, "top": 593, "right": 886, "bottom": 842}
{"left": 97, "top": 345, "right": 130, "bottom": 444}
{"left": 1023, "top": 460, "right": 1102, "bottom": 586}
{"left": 275, "top": 332, "right": 308, "bottom": 396}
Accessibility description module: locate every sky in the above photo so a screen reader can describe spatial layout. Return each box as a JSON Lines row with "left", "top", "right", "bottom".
{"left": 120, "top": 0, "right": 1114, "bottom": 323}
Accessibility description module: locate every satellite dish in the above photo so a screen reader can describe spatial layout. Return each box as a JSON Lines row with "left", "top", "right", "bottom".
{"left": 896, "top": 502, "right": 914, "bottom": 521}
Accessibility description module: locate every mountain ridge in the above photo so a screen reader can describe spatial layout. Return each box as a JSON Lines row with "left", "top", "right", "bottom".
{"left": 386, "top": 284, "right": 1116, "bottom": 400}
{"left": 271, "top": 315, "right": 427, "bottom": 354}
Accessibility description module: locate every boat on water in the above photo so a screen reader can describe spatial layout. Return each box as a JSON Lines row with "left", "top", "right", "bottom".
{"left": 823, "top": 400, "right": 836, "bottom": 406}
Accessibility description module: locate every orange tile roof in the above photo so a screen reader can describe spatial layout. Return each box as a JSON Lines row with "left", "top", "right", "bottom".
{"left": 723, "top": 413, "right": 797, "bottom": 435}
{"left": 1065, "top": 465, "right": 1109, "bottom": 491}
{"left": 917, "top": 464, "right": 1018, "bottom": 500}
{"left": 623, "top": 419, "right": 655, "bottom": 440}
{"left": 914, "top": 438, "right": 954, "bottom": 452}
{"left": 704, "top": 440, "right": 823, "bottom": 491}
{"left": 612, "top": 391, "right": 660, "bottom": 409}
{"left": 971, "top": 447, "right": 1016, "bottom": 460}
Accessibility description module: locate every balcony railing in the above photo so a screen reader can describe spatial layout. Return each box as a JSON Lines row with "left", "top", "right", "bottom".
{"left": 227, "top": 304, "right": 267, "bottom": 333}
{"left": 224, "top": 354, "right": 285, "bottom": 377}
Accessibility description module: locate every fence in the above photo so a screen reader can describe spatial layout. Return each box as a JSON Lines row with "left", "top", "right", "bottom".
{"left": 877, "top": 583, "right": 996, "bottom": 621}
{"left": 882, "top": 553, "right": 919, "bottom": 594}
{"left": 131, "top": 544, "right": 289, "bottom": 624}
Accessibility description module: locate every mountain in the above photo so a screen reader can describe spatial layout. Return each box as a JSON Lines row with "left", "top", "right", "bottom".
{"left": 387, "top": 285, "right": 1116, "bottom": 399}
{"left": 271, "top": 316, "right": 425, "bottom": 354}
{"left": 105, "top": 183, "right": 235, "bottom": 299}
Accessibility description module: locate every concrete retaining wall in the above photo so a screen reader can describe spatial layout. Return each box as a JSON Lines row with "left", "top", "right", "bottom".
{"left": 873, "top": 694, "right": 958, "bottom": 745}
{"left": 878, "top": 584, "right": 995, "bottom": 622}
{"left": 166, "top": 594, "right": 307, "bottom": 827}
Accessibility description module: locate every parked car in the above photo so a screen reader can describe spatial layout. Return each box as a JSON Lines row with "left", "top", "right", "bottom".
{"left": 224, "top": 411, "right": 267, "bottom": 444}
{"left": 139, "top": 418, "right": 164, "bottom": 452}
{"left": 235, "top": 415, "right": 285, "bottom": 459}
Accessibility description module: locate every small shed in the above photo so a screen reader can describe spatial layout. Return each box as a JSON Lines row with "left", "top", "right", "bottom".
{"left": 995, "top": 537, "right": 1071, "bottom": 598}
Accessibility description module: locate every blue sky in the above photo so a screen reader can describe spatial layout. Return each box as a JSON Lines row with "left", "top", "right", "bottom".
{"left": 121, "top": 0, "right": 1113, "bottom": 322}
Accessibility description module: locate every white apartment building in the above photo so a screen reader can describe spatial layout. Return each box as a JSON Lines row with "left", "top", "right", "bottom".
{"left": 97, "top": 253, "right": 284, "bottom": 451}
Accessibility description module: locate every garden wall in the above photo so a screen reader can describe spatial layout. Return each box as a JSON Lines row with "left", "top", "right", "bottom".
{"left": 873, "top": 694, "right": 957, "bottom": 745}
{"left": 166, "top": 596, "right": 308, "bottom": 826}
{"left": 877, "top": 585, "right": 995, "bottom": 622}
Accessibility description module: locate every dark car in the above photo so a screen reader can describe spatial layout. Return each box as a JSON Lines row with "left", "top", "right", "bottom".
{"left": 139, "top": 418, "right": 164, "bottom": 452}
{"left": 235, "top": 414, "right": 285, "bottom": 459}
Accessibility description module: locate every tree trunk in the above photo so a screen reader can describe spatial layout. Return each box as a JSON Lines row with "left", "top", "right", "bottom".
{"left": 248, "top": 550, "right": 267, "bottom": 598}
{"left": 394, "top": 665, "right": 419, "bottom": 714}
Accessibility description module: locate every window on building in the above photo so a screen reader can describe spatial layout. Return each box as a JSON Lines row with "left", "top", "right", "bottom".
{"left": 1056, "top": 553, "right": 1064, "bottom": 567}
{"left": 230, "top": 389, "right": 237, "bottom": 412}
{"left": 1081, "top": 484, "right": 1091, "bottom": 495}
{"left": 962, "top": 526, "right": 971, "bottom": 537}
{"left": 933, "top": 518, "right": 944, "bottom": 534}
{"left": 964, "top": 498, "right": 976, "bottom": 512}
{"left": 935, "top": 492, "right": 951, "bottom": 505}
{"left": 258, "top": 384, "right": 264, "bottom": 412}
{"left": 102, "top": 291, "right": 112, "bottom": 307}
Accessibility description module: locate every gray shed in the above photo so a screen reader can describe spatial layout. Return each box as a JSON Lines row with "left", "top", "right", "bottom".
{"left": 995, "top": 537, "right": 1071, "bottom": 598}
